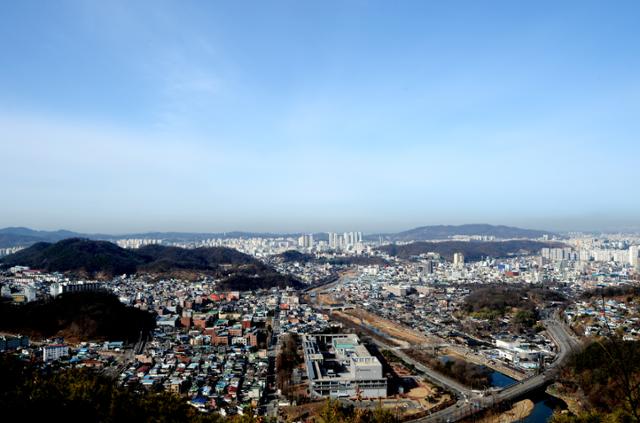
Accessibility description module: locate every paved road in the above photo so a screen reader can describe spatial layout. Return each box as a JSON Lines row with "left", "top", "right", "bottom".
{"left": 264, "top": 307, "right": 282, "bottom": 418}
{"left": 373, "top": 339, "right": 473, "bottom": 399}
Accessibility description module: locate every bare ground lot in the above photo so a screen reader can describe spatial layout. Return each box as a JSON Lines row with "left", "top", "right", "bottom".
{"left": 473, "top": 399, "right": 534, "bottom": 423}
{"left": 335, "top": 308, "right": 436, "bottom": 347}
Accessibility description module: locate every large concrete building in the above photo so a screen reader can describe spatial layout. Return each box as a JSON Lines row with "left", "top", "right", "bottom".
{"left": 42, "top": 344, "right": 69, "bottom": 361}
{"left": 302, "top": 334, "right": 387, "bottom": 399}
{"left": 49, "top": 281, "right": 102, "bottom": 297}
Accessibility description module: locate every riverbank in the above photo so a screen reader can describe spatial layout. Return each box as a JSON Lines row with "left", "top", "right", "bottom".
{"left": 545, "top": 383, "right": 584, "bottom": 416}
{"left": 475, "top": 399, "right": 535, "bottom": 423}
{"left": 446, "top": 346, "right": 527, "bottom": 382}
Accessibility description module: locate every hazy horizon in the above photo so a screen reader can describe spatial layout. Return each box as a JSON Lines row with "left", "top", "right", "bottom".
{"left": 2, "top": 220, "right": 640, "bottom": 236}
{"left": 2, "top": 1, "right": 639, "bottom": 233}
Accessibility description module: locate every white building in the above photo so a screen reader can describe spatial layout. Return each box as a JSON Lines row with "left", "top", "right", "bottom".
{"left": 1, "top": 285, "right": 11, "bottom": 299}
{"left": 24, "top": 285, "right": 37, "bottom": 302}
{"left": 327, "top": 232, "right": 362, "bottom": 250}
{"left": 495, "top": 338, "right": 542, "bottom": 367}
{"left": 49, "top": 281, "right": 102, "bottom": 297}
{"left": 303, "top": 334, "right": 387, "bottom": 398}
{"left": 453, "top": 252, "right": 465, "bottom": 268}
{"left": 630, "top": 246, "right": 639, "bottom": 268}
{"left": 43, "top": 344, "right": 69, "bottom": 361}
{"left": 298, "top": 234, "right": 314, "bottom": 249}
{"left": 384, "top": 284, "right": 409, "bottom": 297}
{"left": 542, "top": 247, "right": 577, "bottom": 261}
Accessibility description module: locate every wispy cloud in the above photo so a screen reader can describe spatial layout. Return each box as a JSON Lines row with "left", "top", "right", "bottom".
{"left": 67, "top": 0, "right": 231, "bottom": 130}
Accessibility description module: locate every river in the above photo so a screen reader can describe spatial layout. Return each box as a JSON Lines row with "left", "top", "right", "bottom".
{"left": 489, "top": 371, "right": 566, "bottom": 422}
{"left": 490, "top": 369, "right": 565, "bottom": 422}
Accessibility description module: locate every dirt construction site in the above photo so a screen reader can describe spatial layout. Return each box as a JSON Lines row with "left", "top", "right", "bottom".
{"left": 333, "top": 308, "right": 439, "bottom": 348}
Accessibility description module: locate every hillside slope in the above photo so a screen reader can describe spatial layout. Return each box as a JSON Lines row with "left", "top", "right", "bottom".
{"left": 0, "top": 239, "right": 302, "bottom": 289}
{"left": 0, "top": 291, "right": 155, "bottom": 341}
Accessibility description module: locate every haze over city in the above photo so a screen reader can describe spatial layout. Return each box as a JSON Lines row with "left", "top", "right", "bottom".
{"left": 2, "top": 0, "right": 640, "bottom": 233}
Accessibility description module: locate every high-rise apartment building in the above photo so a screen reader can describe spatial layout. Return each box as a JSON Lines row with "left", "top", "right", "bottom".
{"left": 298, "top": 234, "right": 315, "bottom": 249}
{"left": 327, "top": 231, "right": 362, "bottom": 250}
{"left": 453, "top": 252, "right": 465, "bottom": 268}
{"left": 630, "top": 245, "right": 639, "bottom": 268}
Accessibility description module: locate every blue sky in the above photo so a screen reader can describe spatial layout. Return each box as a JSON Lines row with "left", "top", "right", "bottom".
{"left": 1, "top": 1, "right": 639, "bottom": 233}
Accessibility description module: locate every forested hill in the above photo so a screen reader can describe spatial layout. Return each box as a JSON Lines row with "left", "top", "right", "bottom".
{"left": 0, "top": 238, "right": 303, "bottom": 289}
{"left": 0, "top": 291, "right": 155, "bottom": 341}
{"left": 1, "top": 238, "right": 144, "bottom": 275}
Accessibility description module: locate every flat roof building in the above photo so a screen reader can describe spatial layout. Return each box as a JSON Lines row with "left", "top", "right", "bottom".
{"left": 302, "top": 334, "right": 387, "bottom": 399}
{"left": 50, "top": 281, "right": 102, "bottom": 297}
{"left": 43, "top": 344, "right": 69, "bottom": 362}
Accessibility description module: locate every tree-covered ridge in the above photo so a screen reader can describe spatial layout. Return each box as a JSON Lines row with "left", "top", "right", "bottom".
{"left": 275, "top": 250, "right": 389, "bottom": 266}
{"left": 463, "top": 285, "right": 565, "bottom": 317}
{"left": 2, "top": 238, "right": 144, "bottom": 275}
{"left": 0, "top": 238, "right": 303, "bottom": 289}
{"left": 0, "top": 238, "right": 262, "bottom": 275}
{"left": 551, "top": 338, "right": 640, "bottom": 422}
{"left": 0, "top": 291, "right": 155, "bottom": 341}
{"left": 315, "top": 398, "right": 397, "bottom": 423}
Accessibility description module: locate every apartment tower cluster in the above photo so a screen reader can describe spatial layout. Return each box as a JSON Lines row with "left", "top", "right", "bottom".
{"left": 328, "top": 232, "right": 363, "bottom": 249}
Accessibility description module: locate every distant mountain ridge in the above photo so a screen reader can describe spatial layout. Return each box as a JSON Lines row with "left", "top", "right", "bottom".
{"left": 367, "top": 224, "right": 557, "bottom": 242}
{"left": 0, "top": 227, "right": 88, "bottom": 248}
{"left": 0, "top": 238, "right": 302, "bottom": 290}
{"left": 0, "top": 227, "right": 331, "bottom": 248}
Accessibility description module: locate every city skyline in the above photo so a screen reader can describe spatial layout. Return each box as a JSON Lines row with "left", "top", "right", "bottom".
{"left": 2, "top": 1, "right": 639, "bottom": 233}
